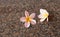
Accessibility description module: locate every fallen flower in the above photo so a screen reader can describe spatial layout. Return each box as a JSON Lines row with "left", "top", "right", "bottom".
{"left": 38, "top": 9, "right": 49, "bottom": 22}
{"left": 20, "top": 11, "right": 36, "bottom": 28}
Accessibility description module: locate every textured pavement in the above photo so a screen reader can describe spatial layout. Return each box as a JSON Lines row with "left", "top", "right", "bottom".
{"left": 0, "top": 0, "right": 60, "bottom": 37}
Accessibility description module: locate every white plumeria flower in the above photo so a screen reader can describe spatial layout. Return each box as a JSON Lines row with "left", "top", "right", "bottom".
{"left": 38, "top": 9, "right": 49, "bottom": 22}
{"left": 20, "top": 11, "right": 36, "bottom": 28}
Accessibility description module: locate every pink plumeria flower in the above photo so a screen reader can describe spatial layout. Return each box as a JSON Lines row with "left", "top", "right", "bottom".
{"left": 38, "top": 9, "right": 49, "bottom": 22}
{"left": 20, "top": 11, "right": 36, "bottom": 28}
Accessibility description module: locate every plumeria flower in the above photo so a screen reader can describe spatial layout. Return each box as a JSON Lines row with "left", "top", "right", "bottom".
{"left": 20, "top": 11, "right": 36, "bottom": 28}
{"left": 38, "top": 9, "right": 49, "bottom": 22}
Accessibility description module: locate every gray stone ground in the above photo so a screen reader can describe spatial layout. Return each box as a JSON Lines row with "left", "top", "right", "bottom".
{"left": 0, "top": 0, "right": 60, "bottom": 37}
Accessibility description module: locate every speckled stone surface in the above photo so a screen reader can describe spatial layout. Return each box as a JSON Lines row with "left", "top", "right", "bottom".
{"left": 0, "top": 0, "right": 60, "bottom": 37}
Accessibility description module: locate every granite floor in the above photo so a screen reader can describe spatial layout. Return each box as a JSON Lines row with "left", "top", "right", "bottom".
{"left": 0, "top": 0, "right": 60, "bottom": 37}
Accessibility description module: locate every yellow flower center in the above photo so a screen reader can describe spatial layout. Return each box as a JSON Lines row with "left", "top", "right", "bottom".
{"left": 43, "top": 13, "right": 48, "bottom": 18}
{"left": 26, "top": 16, "right": 31, "bottom": 22}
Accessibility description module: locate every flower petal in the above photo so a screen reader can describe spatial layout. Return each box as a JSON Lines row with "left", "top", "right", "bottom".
{"left": 30, "top": 13, "right": 35, "bottom": 19}
{"left": 25, "top": 11, "right": 29, "bottom": 17}
{"left": 38, "top": 14, "right": 43, "bottom": 18}
{"left": 47, "top": 17, "right": 48, "bottom": 22}
{"left": 20, "top": 17, "right": 26, "bottom": 22}
{"left": 40, "top": 9, "right": 49, "bottom": 14}
{"left": 31, "top": 19, "right": 36, "bottom": 25}
{"left": 40, "top": 18, "right": 46, "bottom": 22}
{"left": 24, "top": 22, "right": 30, "bottom": 28}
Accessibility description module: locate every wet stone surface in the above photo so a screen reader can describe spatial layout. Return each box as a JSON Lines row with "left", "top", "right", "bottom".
{"left": 0, "top": 0, "right": 60, "bottom": 37}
